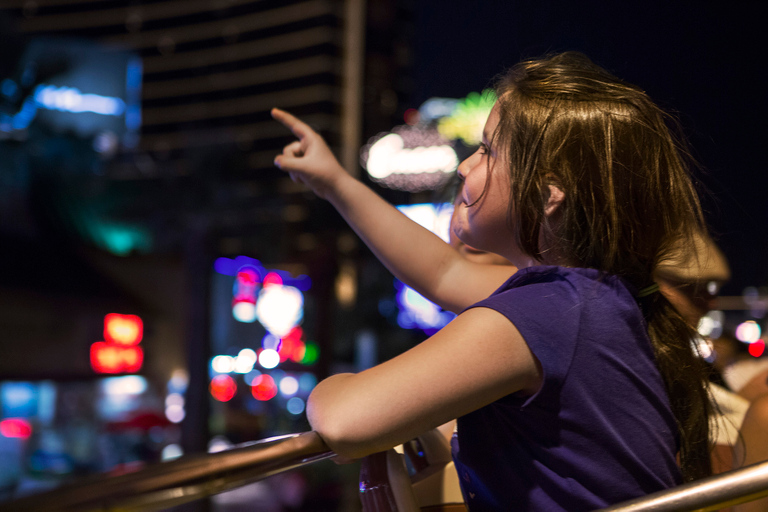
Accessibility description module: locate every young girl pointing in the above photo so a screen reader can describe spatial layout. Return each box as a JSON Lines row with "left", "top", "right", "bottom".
{"left": 272, "top": 52, "right": 712, "bottom": 510}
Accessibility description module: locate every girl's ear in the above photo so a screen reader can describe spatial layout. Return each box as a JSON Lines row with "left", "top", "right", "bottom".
{"left": 544, "top": 184, "right": 565, "bottom": 217}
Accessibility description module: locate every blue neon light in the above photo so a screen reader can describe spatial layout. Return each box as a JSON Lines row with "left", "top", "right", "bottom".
{"left": 1, "top": 83, "right": 128, "bottom": 134}
{"left": 11, "top": 97, "right": 38, "bottom": 130}
{"left": 394, "top": 279, "right": 455, "bottom": 334}
{"left": 125, "top": 57, "right": 143, "bottom": 132}
{"left": 34, "top": 85, "right": 125, "bottom": 116}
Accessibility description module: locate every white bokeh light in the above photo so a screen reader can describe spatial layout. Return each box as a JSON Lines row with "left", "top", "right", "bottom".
{"left": 259, "top": 349, "right": 280, "bottom": 369}
{"left": 279, "top": 376, "right": 299, "bottom": 397}
{"left": 232, "top": 301, "right": 257, "bottom": 323}
{"left": 366, "top": 133, "right": 458, "bottom": 180}
{"left": 256, "top": 285, "right": 304, "bottom": 337}
{"left": 165, "top": 404, "right": 185, "bottom": 423}
{"left": 234, "top": 348, "right": 257, "bottom": 373}
{"left": 211, "top": 355, "right": 235, "bottom": 373}
{"left": 208, "top": 435, "right": 234, "bottom": 454}
{"left": 161, "top": 444, "right": 184, "bottom": 461}
{"left": 165, "top": 392, "right": 184, "bottom": 408}
{"left": 736, "top": 321, "right": 762, "bottom": 343}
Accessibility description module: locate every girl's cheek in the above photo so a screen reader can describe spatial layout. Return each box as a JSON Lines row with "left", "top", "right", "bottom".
{"left": 454, "top": 204, "right": 471, "bottom": 232}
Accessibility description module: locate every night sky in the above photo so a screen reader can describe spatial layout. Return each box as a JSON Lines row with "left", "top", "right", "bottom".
{"left": 411, "top": 1, "right": 767, "bottom": 294}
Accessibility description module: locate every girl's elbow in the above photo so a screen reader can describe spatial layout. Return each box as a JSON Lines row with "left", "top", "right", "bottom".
{"left": 312, "top": 426, "right": 376, "bottom": 460}
{"left": 307, "top": 392, "right": 379, "bottom": 459}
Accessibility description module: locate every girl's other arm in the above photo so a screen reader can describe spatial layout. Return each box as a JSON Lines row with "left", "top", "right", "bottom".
{"left": 271, "top": 108, "right": 509, "bottom": 312}
{"left": 306, "top": 306, "right": 541, "bottom": 458}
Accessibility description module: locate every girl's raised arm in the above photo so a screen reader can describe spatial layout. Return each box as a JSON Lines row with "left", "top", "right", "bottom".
{"left": 271, "top": 108, "right": 509, "bottom": 312}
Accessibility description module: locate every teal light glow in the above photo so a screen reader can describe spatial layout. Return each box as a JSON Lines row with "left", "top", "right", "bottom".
{"left": 80, "top": 221, "right": 151, "bottom": 256}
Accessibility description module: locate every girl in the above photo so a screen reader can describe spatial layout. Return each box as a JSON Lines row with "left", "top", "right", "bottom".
{"left": 272, "top": 51, "right": 712, "bottom": 510}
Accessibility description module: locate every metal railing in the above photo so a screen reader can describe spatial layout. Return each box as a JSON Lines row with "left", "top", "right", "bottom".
{"left": 598, "top": 459, "right": 768, "bottom": 511}
{"left": 2, "top": 429, "right": 768, "bottom": 512}
{"left": 0, "top": 431, "right": 334, "bottom": 512}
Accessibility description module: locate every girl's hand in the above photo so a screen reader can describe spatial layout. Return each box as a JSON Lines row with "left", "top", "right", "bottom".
{"left": 271, "top": 108, "right": 348, "bottom": 200}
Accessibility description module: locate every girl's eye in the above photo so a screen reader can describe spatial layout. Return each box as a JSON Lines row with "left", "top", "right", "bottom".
{"left": 479, "top": 143, "right": 490, "bottom": 155}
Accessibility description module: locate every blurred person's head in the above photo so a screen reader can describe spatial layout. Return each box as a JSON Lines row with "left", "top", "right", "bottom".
{"left": 654, "top": 232, "right": 730, "bottom": 328}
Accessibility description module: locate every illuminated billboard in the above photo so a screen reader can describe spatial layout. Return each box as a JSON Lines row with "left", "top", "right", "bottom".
{"left": 0, "top": 38, "right": 141, "bottom": 149}
{"left": 360, "top": 90, "right": 495, "bottom": 192}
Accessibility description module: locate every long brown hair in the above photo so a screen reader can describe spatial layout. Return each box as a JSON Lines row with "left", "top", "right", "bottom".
{"left": 493, "top": 52, "right": 712, "bottom": 481}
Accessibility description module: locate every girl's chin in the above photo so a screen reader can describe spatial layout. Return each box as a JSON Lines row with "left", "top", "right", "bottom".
{"left": 463, "top": 245, "right": 486, "bottom": 254}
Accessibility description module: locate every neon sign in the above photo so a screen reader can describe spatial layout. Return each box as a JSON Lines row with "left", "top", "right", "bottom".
{"left": 91, "top": 313, "right": 144, "bottom": 374}
{"left": 90, "top": 342, "right": 143, "bottom": 374}
{"left": 436, "top": 89, "right": 496, "bottom": 146}
{"left": 359, "top": 89, "right": 496, "bottom": 192}
{"left": 389, "top": 204, "right": 456, "bottom": 333}
{"left": 34, "top": 85, "right": 125, "bottom": 116}
{"left": 366, "top": 133, "right": 458, "bottom": 179}
{"left": 232, "top": 267, "right": 259, "bottom": 323}
{"left": 104, "top": 313, "right": 143, "bottom": 345}
{"left": 360, "top": 125, "right": 458, "bottom": 192}
{"left": 213, "top": 256, "right": 316, "bottom": 372}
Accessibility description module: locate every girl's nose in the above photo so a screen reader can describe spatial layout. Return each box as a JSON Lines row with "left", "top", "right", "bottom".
{"left": 457, "top": 161, "right": 468, "bottom": 180}
{"left": 457, "top": 152, "right": 478, "bottom": 180}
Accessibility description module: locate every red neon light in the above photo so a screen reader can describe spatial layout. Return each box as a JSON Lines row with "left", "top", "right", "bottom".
{"left": 236, "top": 268, "right": 258, "bottom": 285}
{"left": 749, "top": 339, "right": 766, "bottom": 358}
{"left": 210, "top": 375, "right": 237, "bottom": 402}
{"left": 91, "top": 342, "right": 144, "bottom": 374}
{"left": 104, "top": 314, "right": 143, "bottom": 346}
{"left": 0, "top": 418, "right": 33, "bottom": 439}
{"left": 234, "top": 268, "right": 259, "bottom": 302}
{"left": 278, "top": 326, "right": 306, "bottom": 362}
{"left": 120, "top": 346, "right": 143, "bottom": 372}
{"left": 263, "top": 272, "right": 283, "bottom": 287}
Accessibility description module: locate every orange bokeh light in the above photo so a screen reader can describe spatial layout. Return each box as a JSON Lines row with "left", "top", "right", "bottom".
{"left": 90, "top": 342, "right": 144, "bottom": 373}
{"left": 104, "top": 313, "right": 143, "bottom": 346}
{"left": 278, "top": 326, "right": 307, "bottom": 363}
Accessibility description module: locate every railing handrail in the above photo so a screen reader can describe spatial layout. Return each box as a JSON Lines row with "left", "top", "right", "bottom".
{"left": 596, "top": 459, "right": 768, "bottom": 511}
{"left": 3, "top": 430, "right": 768, "bottom": 512}
{"left": 0, "top": 431, "right": 334, "bottom": 512}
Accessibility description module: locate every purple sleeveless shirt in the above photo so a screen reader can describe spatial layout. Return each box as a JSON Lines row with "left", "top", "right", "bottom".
{"left": 451, "top": 266, "right": 682, "bottom": 511}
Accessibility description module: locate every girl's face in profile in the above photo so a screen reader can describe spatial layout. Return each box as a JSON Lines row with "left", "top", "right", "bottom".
{"left": 453, "top": 103, "right": 528, "bottom": 266}
{"left": 449, "top": 185, "right": 513, "bottom": 267}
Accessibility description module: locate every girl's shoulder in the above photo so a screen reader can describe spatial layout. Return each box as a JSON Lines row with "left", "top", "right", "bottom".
{"left": 478, "top": 266, "right": 587, "bottom": 317}
{"left": 500, "top": 265, "right": 612, "bottom": 291}
{"left": 491, "top": 265, "right": 637, "bottom": 311}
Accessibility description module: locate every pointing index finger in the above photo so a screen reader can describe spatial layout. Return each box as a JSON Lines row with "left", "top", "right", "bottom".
{"left": 271, "top": 108, "right": 313, "bottom": 139}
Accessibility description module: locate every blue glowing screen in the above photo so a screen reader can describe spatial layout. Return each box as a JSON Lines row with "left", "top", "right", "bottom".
{"left": 1, "top": 38, "right": 141, "bottom": 146}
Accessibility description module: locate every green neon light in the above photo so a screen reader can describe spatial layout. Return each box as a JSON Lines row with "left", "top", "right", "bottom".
{"left": 437, "top": 89, "right": 497, "bottom": 145}
{"left": 301, "top": 342, "right": 319, "bottom": 365}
